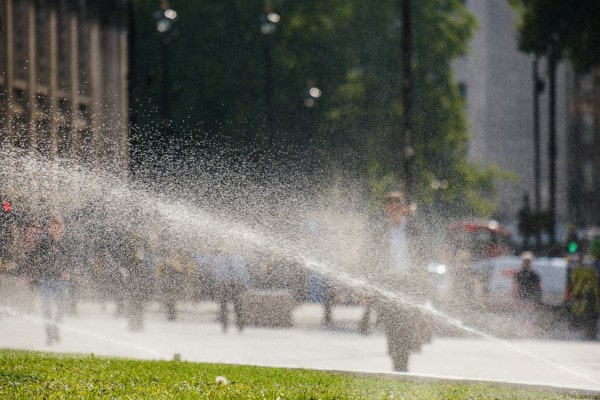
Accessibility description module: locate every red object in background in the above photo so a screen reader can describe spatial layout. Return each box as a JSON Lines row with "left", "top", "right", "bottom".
{"left": 447, "top": 220, "right": 512, "bottom": 238}
{"left": 2, "top": 201, "right": 10, "bottom": 213}
{"left": 447, "top": 219, "right": 514, "bottom": 258}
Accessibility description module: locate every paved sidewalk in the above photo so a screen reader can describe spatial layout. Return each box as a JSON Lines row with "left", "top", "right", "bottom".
{"left": 2, "top": 297, "right": 600, "bottom": 393}
{"left": 2, "top": 273, "right": 600, "bottom": 393}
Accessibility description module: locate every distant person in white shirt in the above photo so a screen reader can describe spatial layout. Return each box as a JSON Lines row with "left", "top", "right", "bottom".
{"left": 360, "top": 190, "right": 431, "bottom": 371}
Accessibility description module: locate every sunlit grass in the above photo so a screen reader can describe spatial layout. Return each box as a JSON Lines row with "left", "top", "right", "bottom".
{"left": 0, "top": 349, "right": 595, "bottom": 399}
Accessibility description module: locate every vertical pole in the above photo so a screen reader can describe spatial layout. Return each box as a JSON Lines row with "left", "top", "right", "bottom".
{"left": 160, "top": 32, "right": 170, "bottom": 130}
{"left": 259, "top": 1, "right": 278, "bottom": 156}
{"left": 126, "top": 0, "right": 136, "bottom": 177}
{"left": 49, "top": 3, "right": 58, "bottom": 157}
{"left": 533, "top": 56, "right": 542, "bottom": 253}
{"left": 401, "top": 0, "right": 413, "bottom": 202}
{"left": 4, "top": 0, "right": 14, "bottom": 145}
{"left": 69, "top": 7, "right": 80, "bottom": 159}
{"left": 26, "top": 0, "right": 36, "bottom": 150}
{"left": 158, "top": 0, "right": 173, "bottom": 135}
{"left": 547, "top": 55, "right": 557, "bottom": 253}
{"left": 264, "top": 39, "right": 274, "bottom": 150}
{"left": 88, "top": 16, "right": 101, "bottom": 166}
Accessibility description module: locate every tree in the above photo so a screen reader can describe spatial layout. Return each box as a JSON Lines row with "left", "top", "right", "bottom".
{"left": 131, "top": 0, "right": 501, "bottom": 218}
{"left": 508, "top": 0, "right": 600, "bottom": 72}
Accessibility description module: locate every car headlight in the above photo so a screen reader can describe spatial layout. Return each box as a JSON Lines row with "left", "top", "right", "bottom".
{"left": 427, "top": 263, "right": 446, "bottom": 275}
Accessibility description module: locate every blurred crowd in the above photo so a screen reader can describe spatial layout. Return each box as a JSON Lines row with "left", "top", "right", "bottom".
{"left": 1, "top": 195, "right": 599, "bottom": 371}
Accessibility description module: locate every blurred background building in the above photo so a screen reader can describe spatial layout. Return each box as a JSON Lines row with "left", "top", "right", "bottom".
{"left": 569, "top": 69, "right": 600, "bottom": 229}
{"left": 0, "top": 0, "right": 598, "bottom": 239}
{"left": 0, "top": 0, "right": 130, "bottom": 176}
{"left": 453, "top": 1, "right": 600, "bottom": 240}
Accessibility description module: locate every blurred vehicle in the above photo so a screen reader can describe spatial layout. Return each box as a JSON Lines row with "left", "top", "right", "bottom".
{"left": 446, "top": 220, "right": 515, "bottom": 259}
{"left": 425, "top": 219, "right": 516, "bottom": 305}
{"left": 473, "top": 255, "right": 568, "bottom": 310}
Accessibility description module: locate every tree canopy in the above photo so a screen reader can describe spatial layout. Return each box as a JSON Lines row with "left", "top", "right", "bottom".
{"left": 509, "top": 0, "right": 600, "bottom": 70}
{"left": 131, "top": 0, "right": 500, "bottom": 218}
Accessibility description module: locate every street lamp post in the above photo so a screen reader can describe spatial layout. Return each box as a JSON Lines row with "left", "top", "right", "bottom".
{"left": 548, "top": 51, "right": 558, "bottom": 254}
{"left": 431, "top": 178, "right": 448, "bottom": 216}
{"left": 303, "top": 80, "right": 322, "bottom": 143}
{"left": 303, "top": 80, "right": 321, "bottom": 171}
{"left": 154, "top": 1, "right": 177, "bottom": 131}
{"left": 400, "top": 0, "right": 414, "bottom": 203}
{"left": 260, "top": 2, "right": 279, "bottom": 151}
{"left": 532, "top": 55, "right": 544, "bottom": 253}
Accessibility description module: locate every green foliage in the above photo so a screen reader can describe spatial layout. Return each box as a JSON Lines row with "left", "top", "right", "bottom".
{"left": 0, "top": 350, "right": 590, "bottom": 399}
{"left": 590, "top": 237, "right": 600, "bottom": 259}
{"left": 508, "top": 0, "right": 600, "bottom": 70}
{"left": 132, "top": 0, "right": 502, "bottom": 218}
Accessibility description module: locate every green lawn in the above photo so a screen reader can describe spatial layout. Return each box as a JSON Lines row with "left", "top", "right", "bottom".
{"left": 0, "top": 349, "right": 596, "bottom": 399}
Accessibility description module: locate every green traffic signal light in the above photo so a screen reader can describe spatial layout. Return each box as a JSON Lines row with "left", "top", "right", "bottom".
{"left": 568, "top": 241, "right": 578, "bottom": 254}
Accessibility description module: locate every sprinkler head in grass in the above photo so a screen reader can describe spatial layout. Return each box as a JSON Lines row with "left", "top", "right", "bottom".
{"left": 215, "top": 375, "right": 229, "bottom": 386}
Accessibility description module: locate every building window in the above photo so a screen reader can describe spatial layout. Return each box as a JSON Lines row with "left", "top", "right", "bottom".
{"left": 582, "top": 111, "right": 595, "bottom": 144}
{"left": 35, "top": 4, "right": 50, "bottom": 87}
{"left": 12, "top": 117, "right": 28, "bottom": 148}
{"left": 78, "top": 127, "right": 92, "bottom": 164}
{"left": 580, "top": 73, "right": 594, "bottom": 92}
{"left": 36, "top": 118, "right": 51, "bottom": 157}
{"left": 583, "top": 160, "right": 595, "bottom": 192}
{"left": 78, "top": 14, "right": 90, "bottom": 95}
{"left": 57, "top": 124, "right": 71, "bottom": 158}
{"left": 57, "top": 1, "right": 71, "bottom": 91}
{"left": 0, "top": 88, "right": 5, "bottom": 144}
{"left": 0, "top": 11, "right": 5, "bottom": 78}
{"left": 13, "top": 1, "right": 28, "bottom": 83}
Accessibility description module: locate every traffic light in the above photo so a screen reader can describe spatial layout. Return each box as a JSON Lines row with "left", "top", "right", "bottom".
{"left": 568, "top": 240, "right": 578, "bottom": 254}
{"left": 567, "top": 231, "right": 579, "bottom": 254}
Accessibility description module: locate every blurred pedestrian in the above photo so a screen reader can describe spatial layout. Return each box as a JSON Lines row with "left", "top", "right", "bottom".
{"left": 514, "top": 252, "right": 542, "bottom": 304}
{"left": 195, "top": 250, "right": 215, "bottom": 300}
{"left": 20, "top": 217, "right": 70, "bottom": 345}
{"left": 160, "top": 252, "right": 187, "bottom": 321}
{"left": 512, "top": 251, "right": 542, "bottom": 332}
{"left": 125, "top": 229, "right": 153, "bottom": 331}
{"left": 94, "top": 242, "right": 125, "bottom": 316}
{"left": 365, "top": 190, "right": 431, "bottom": 371}
{"left": 212, "top": 248, "right": 250, "bottom": 332}
{"left": 306, "top": 219, "right": 336, "bottom": 328}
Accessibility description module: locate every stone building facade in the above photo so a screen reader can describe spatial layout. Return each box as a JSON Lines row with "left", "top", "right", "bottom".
{"left": 453, "top": 1, "right": 570, "bottom": 236}
{"left": 568, "top": 70, "right": 600, "bottom": 228}
{"left": 0, "top": 0, "right": 130, "bottom": 176}
{"left": 454, "top": 1, "right": 600, "bottom": 239}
